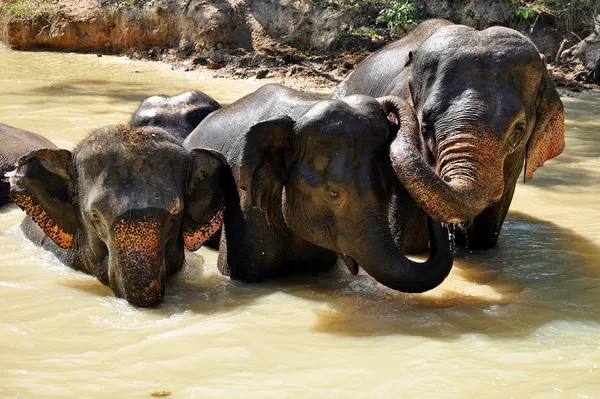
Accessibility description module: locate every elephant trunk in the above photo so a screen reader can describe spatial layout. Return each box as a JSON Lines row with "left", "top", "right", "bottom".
{"left": 380, "top": 96, "right": 503, "bottom": 224}
{"left": 109, "top": 215, "right": 166, "bottom": 307}
{"left": 349, "top": 216, "right": 453, "bottom": 293}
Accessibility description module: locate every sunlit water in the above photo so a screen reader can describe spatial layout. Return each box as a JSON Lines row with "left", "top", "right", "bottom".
{"left": 1, "top": 49, "right": 599, "bottom": 398}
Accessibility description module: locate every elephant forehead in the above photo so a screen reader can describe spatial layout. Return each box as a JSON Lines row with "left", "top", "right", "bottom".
{"left": 76, "top": 142, "right": 187, "bottom": 179}
{"left": 76, "top": 124, "right": 185, "bottom": 156}
{"left": 422, "top": 27, "right": 540, "bottom": 67}
{"left": 83, "top": 177, "right": 184, "bottom": 217}
{"left": 426, "top": 87, "right": 525, "bottom": 123}
{"left": 298, "top": 143, "right": 383, "bottom": 191}
{"left": 298, "top": 107, "right": 390, "bottom": 145}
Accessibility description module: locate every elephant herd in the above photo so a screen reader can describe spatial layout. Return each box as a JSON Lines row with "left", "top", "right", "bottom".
{"left": 1, "top": 20, "right": 565, "bottom": 307}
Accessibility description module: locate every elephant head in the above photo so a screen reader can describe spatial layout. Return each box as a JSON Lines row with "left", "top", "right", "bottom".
{"left": 388, "top": 26, "right": 564, "bottom": 235}
{"left": 238, "top": 95, "right": 453, "bottom": 293}
{"left": 9, "top": 125, "right": 227, "bottom": 307}
{"left": 130, "top": 90, "right": 221, "bottom": 142}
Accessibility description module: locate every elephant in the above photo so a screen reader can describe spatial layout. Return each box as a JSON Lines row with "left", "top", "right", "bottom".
{"left": 184, "top": 83, "right": 454, "bottom": 293}
{"left": 131, "top": 90, "right": 223, "bottom": 250}
{"left": 9, "top": 125, "right": 228, "bottom": 307}
{"left": 0, "top": 123, "right": 56, "bottom": 208}
{"left": 333, "top": 19, "right": 565, "bottom": 249}
{"left": 130, "top": 90, "right": 221, "bottom": 142}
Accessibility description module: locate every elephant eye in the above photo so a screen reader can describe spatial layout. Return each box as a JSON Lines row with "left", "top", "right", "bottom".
{"left": 322, "top": 186, "right": 344, "bottom": 205}
{"left": 166, "top": 212, "right": 179, "bottom": 227}
{"left": 91, "top": 210, "right": 101, "bottom": 224}
{"left": 90, "top": 210, "right": 103, "bottom": 235}
{"left": 509, "top": 123, "right": 526, "bottom": 149}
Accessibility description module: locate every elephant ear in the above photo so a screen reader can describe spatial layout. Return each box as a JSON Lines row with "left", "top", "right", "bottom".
{"left": 239, "top": 117, "right": 294, "bottom": 221}
{"left": 8, "top": 149, "right": 78, "bottom": 249}
{"left": 524, "top": 70, "right": 565, "bottom": 183}
{"left": 183, "top": 148, "right": 229, "bottom": 251}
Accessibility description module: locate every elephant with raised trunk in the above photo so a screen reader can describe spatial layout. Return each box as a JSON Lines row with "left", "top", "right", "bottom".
{"left": 184, "top": 84, "right": 454, "bottom": 293}
{"left": 9, "top": 125, "right": 227, "bottom": 307}
{"left": 334, "top": 19, "right": 565, "bottom": 248}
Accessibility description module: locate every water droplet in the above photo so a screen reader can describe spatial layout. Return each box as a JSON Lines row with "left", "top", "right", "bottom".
{"left": 447, "top": 224, "right": 456, "bottom": 253}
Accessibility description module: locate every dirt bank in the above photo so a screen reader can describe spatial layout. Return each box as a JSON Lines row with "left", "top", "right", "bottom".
{"left": 1, "top": 0, "right": 599, "bottom": 92}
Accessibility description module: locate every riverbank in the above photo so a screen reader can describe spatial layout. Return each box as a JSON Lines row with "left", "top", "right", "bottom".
{"left": 1, "top": 0, "right": 599, "bottom": 92}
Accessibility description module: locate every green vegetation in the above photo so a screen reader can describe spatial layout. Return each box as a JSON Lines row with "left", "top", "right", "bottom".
{"left": 319, "top": 0, "right": 367, "bottom": 12}
{"left": 515, "top": 6, "right": 533, "bottom": 20}
{"left": 1, "top": 0, "right": 60, "bottom": 20}
{"left": 376, "top": 0, "right": 418, "bottom": 34}
{"left": 506, "top": 0, "right": 600, "bottom": 23}
{"left": 4, "top": 0, "right": 46, "bottom": 20}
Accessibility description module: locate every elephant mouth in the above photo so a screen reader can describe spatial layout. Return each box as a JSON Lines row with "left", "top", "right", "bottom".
{"left": 341, "top": 254, "right": 359, "bottom": 275}
{"left": 119, "top": 278, "right": 164, "bottom": 308}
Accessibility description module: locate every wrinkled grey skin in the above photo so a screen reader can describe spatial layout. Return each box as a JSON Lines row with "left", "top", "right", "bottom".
{"left": 130, "top": 90, "right": 223, "bottom": 250}
{"left": 334, "top": 19, "right": 565, "bottom": 248}
{"left": 10, "top": 125, "right": 227, "bottom": 307}
{"left": 184, "top": 84, "right": 453, "bottom": 293}
{"left": 0, "top": 123, "right": 56, "bottom": 208}
{"left": 130, "top": 90, "right": 221, "bottom": 142}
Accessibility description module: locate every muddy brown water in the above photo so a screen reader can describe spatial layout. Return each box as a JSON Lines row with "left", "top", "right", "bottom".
{"left": 1, "top": 49, "right": 599, "bottom": 398}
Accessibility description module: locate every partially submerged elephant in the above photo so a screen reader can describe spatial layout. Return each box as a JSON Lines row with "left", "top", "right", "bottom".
{"left": 334, "top": 19, "right": 565, "bottom": 248}
{"left": 130, "top": 90, "right": 223, "bottom": 249}
{"left": 130, "top": 90, "right": 221, "bottom": 142}
{"left": 9, "top": 125, "right": 227, "bottom": 307}
{"left": 184, "top": 84, "right": 453, "bottom": 293}
{"left": 0, "top": 123, "right": 56, "bottom": 208}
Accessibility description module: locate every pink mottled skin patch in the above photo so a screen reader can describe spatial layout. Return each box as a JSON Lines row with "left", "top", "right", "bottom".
{"left": 111, "top": 216, "right": 164, "bottom": 303}
{"left": 525, "top": 109, "right": 565, "bottom": 182}
{"left": 184, "top": 207, "right": 224, "bottom": 251}
{"left": 148, "top": 279, "right": 160, "bottom": 290}
{"left": 113, "top": 217, "right": 162, "bottom": 263}
{"left": 11, "top": 193, "right": 73, "bottom": 249}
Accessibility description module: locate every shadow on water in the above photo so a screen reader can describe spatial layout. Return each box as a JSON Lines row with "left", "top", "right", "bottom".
{"left": 5, "top": 79, "right": 241, "bottom": 112}
{"left": 305, "top": 211, "right": 600, "bottom": 339}
{"left": 52, "top": 210, "right": 600, "bottom": 339}
{"left": 56, "top": 249, "right": 275, "bottom": 316}
{"left": 524, "top": 166, "right": 599, "bottom": 188}
{"left": 16, "top": 79, "right": 161, "bottom": 106}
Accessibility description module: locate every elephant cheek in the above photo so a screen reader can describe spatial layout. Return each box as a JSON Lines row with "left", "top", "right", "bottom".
{"left": 81, "top": 249, "right": 109, "bottom": 286}
{"left": 183, "top": 207, "right": 224, "bottom": 251}
{"left": 111, "top": 217, "right": 165, "bottom": 305}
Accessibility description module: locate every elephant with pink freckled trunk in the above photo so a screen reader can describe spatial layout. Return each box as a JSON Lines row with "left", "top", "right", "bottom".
{"left": 334, "top": 19, "right": 565, "bottom": 248}
{"left": 9, "top": 125, "right": 227, "bottom": 307}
